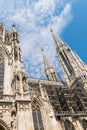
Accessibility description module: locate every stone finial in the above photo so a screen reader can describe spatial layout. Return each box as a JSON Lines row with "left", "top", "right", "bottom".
{"left": 12, "top": 25, "right": 17, "bottom": 33}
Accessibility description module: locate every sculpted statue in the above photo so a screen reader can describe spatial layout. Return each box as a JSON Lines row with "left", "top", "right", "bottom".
{"left": 16, "top": 80, "right": 19, "bottom": 91}
{"left": 22, "top": 76, "right": 28, "bottom": 92}
{"left": 11, "top": 76, "right": 16, "bottom": 94}
{"left": 11, "top": 75, "right": 20, "bottom": 93}
{"left": 11, "top": 102, "right": 17, "bottom": 129}
{"left": 11, "top": 116, "right": 16, "bottom": 129}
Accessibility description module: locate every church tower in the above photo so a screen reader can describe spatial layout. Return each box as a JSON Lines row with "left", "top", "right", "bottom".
{"left": 50, "top": 29, "right": 87, "bottom": 85}
{"left": 0, "top": 23, "right": 29, "bottom": 130}
{"left": 10, "top": 25, "right": 28, "bottom": 94}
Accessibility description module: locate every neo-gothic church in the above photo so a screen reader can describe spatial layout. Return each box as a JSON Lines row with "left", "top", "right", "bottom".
{"left": 0, "top": 22, "right": 87, "bottom": 130}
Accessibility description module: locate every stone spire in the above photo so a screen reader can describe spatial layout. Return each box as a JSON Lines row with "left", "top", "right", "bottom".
{"left": 0, "top": 22, "right": 6, "bottom": 42}
{"left": 12, "top": 25, "right": 17, "bottom": 33}
{"left": 50, "top": 29, "right": 87, "bottom": 85}
{"left": 50, "top": 29, "right": 64, "bottom": 49}
{"left": 11, "top": 25, "right": 27, "bottom": 94}
{"left": 11, "top": 25, "right": 19, "bottom": 61}
{"left": 11, "top": 24, "right": 24, "bottom": 73}
{"left": 42, "top": 49, "right": 60, "bottom": 82}
{"left": 11, "top": 25, "right": 19, "bottom": 42}
{"left": 42, "top": 49, "right": 54, "bottom": 70}
{"left": 50, "top": 29, "right": 72, "bottom": 84}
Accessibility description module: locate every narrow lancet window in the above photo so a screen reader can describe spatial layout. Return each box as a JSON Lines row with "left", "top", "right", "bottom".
{"left": 60, "top": 51, "right": 74, "bottom": 75}
{"left": 64, "top": 119, "right": 75, "bottom": 130}
{"left": 0, "top": 52, "right": 4, "bottom": 94}
{"left": 32, "top": 101, "right": 44, "bottom": 130}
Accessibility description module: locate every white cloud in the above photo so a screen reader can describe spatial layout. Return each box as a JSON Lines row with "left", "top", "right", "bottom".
{"left": 0, "top": 0, "right": 72, "bottom": 79}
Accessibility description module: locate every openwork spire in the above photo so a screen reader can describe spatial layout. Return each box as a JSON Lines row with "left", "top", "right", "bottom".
{"left": 50, "top": 29, "right": 87, "bottom": 84}
{"left": 42, "top": 48, "right": 54, "bottom": 70}
{"left": 42, "top": 49, "right": 61, "bottom": 82}
{"left": 50, "top": 29, "right": 64, "bottom": 49}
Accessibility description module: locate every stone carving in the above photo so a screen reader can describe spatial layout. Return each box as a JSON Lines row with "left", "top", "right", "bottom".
{"left": 22, "top": 76, "right": 28, "bottom": 92}
{"left": 16, "top": 75, "right": 20, "bottom": 91}
{"left": 0, "top": 55, "right": 4, "bottom": 64}
{"left": 5, "top": 33, "right": 10, "bottom": 45}
{"left": 11, "top": 116, "right": 16, "bottom": 129}
{"left": 0, "top": 23, "right": 3, "bottom": 36}
{"left": 11, "top": 102, "right": 17, "bottom": 117}
{"left": 11, "top": 75, "right": 16, "bottom": 94}
{"left": 11, "top": 75, "right": 20, "bottom": 93}
{"left": 19, "top": 47, "right": 22, "bottom": 62}
{"left": 0, "top": 52, "right": 4, "bottom": 88}
{"left": 11, "top": 102, "right": 17, "bottom": 129}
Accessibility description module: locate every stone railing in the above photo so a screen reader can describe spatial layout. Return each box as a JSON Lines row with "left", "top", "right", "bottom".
{"left": 55, "top": 111, "right": 87, "bottom": 116}
{"left": 0, "top": 94, "right": 15, "bottom": 101}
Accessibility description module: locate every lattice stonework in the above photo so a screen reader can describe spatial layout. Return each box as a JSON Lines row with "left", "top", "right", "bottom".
{"left": 32, "top": 101, "right": 44, "bottom": 130}
{"left": 64, "top": 119, "right": 75, "bottom": 130}
{"left": 0, "top": 52, "right": 4, "bottom": 93}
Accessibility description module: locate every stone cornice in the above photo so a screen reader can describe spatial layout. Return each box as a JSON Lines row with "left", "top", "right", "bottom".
{"left": 28, "top": 77, "right": 63, "bottom": 86}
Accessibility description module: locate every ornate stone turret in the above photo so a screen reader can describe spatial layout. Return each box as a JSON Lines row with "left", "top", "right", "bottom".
{"left": 0, "top": 23, "right": 27, "bottom": 95}
{"left": 11, "top": 25, "right": 19, "bottom": 62}
{"left": 11, "top": 25, "right": 19, "bottom": 42}
{"left": 50, "top": 29, "right": 87, "bottom": 84}
{"left": 0, "top": 23, "right": 6, "bottom": 43}
{"left": 10, "top": 25, "right": 27, "bottom": 94}
{"left": 42, "top": 49, "right": 60, "bottom": 82}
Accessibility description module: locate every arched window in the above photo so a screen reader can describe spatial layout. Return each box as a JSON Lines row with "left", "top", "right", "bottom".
{"left": 64, "top": 119, "right": 75, "bottom": 130}
{"left": 32, "top": 101, "right": 44, "bottom": 130}
{"left": 82, "top": 119, "right": 87, "bottom": 130}
{"left": 0, "top": 52, "right": 4, "bottom": 94}
{"left": 0, "top": 119, "right": 10, "bottom": 130}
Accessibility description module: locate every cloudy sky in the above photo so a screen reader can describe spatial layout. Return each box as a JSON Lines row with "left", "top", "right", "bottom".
{"left": 0, "top": 0, "right": 87, "bottom": 79}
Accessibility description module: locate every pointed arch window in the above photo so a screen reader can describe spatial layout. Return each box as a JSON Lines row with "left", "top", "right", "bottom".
{"left": 64, "top": 119, "right": 75, "bottom": 130}
{"left": 32, "top": 101, "right": 44, "bottom": 130}
{"left": 0, "top": 52, "right": 4, "bottom": 94}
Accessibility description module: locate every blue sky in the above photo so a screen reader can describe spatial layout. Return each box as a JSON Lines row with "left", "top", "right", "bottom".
{"left": 62, "top": 0, "right": 87, "bottom": 64}
{"left": 0, "top": 0, "right": 87, "bottom": 79}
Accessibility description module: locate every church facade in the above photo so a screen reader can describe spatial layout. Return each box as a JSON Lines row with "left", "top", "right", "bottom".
{"left": 0, "top": 23, "right": 87, "bottom": 130}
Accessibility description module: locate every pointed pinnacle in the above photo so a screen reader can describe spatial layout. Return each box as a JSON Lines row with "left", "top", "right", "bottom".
{"left": 50, "top": 29, "right": 64, "bottom": 49}
{"left": 41, "top": 48, "right": 44, "bottom": 52}
{"left": 12, "top": 24, "right": 17, "bottom": 33}
{"left": 50, "top": 28, "right": 53, "bottom": 32}
{"left": 42, "top": 49, "right": 54, "bottom": 70}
